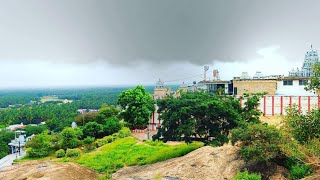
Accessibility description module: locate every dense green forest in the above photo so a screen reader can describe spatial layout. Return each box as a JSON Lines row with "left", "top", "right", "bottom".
{"left": 0, "top": 86, "right": 178, "bottom": 130}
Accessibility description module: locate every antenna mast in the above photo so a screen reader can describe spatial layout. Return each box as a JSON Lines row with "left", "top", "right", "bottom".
{"left": 204, "top": 65, "right": 209, "bottom": 81}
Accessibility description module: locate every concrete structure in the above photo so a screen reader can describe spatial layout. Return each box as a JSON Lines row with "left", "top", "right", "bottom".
{"left": 240, "top": 95, "right": 320, "bottom": 116}
{"left": 8, "top": 131, "right": 33, "bottom": 154}
{"left": 233, "top": 79, "right": 278, "bottom": 96}
{"left": 6, "top": 123, "right": 26, "bottom": 131}
{"left": 154, "top": 79, "right": 171, "bottom": 97}
{"left": 276, "top": 77, "right": 314, "bottom": 96}
{"left": 197, "top": 80, "right": 233, "bottom": 95}
{"left": 289, "top": 45, "right": 319, "bottom": 77}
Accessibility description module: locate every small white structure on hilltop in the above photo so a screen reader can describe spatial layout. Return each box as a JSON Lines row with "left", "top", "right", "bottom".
{"left": 8, "top": 130, "right": 33, "bottom": 154}
{"left": 240, "top": 72, "right": 251, "bottom": 79}
{"left": 289, "top": 45, "right": 319, "bottom": 77}
{"left": 71, "top": 121, "right": 77, "bottom": 128}
{"left": 253, "top": 71, "right": 265, "bottom": 79}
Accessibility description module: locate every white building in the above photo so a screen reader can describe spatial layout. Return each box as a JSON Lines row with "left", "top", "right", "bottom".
{"left": 276, "top": 77, "right": 314, "bottom": 96}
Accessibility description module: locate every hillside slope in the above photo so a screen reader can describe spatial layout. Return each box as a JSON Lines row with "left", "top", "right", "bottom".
{"left": 0, "top": 160, "right": 99, "bottom": 180}
{"left": 112, "top": 145, "right": 244, "bottom": 180}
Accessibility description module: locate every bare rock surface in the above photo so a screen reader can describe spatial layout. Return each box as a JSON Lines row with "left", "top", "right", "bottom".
{"left": 112, "top": 145, "right": 244, "bottom": 180}
{"left": 0, "top": 160, "right": 99, "bottom": 180}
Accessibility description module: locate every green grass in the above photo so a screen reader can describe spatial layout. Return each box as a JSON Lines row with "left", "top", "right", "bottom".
{"left": 76, "top": 137, "right": 203, "bottom": 177}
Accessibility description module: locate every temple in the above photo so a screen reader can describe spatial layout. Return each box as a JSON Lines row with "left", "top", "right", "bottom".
{"left": 289, "top": 45, "right": 319, "bottom": 77}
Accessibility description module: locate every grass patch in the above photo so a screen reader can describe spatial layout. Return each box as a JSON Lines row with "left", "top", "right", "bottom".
{"left": 77, "top": 137, "right": 203, "bottom": 177}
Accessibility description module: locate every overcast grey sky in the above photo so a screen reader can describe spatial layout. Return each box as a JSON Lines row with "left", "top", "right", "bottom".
{"left": 0, "top": 0, "right": 318, "bottom": 88}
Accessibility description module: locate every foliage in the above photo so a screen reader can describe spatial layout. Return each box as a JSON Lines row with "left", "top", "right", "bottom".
{"left": 103, "top": 117, "right": 121, "bottom": 136}
{"left": 55, "top": 149, "right": 66, "bottom": 158}
{"left": 117, "top": 85, "right": 155, "bottom": 128}
{"left": 231, "top": 123, "right": 282, "bottom": 163}
{"left": 0, "top": 141, "right": 9, "bottom": 159}
{"left": 233, "top": 170, "right": 261, "bottom": 180}
{"left": 305, "top": 63, "right": 320, "bottom": 93}
{"left": 97, "top": 104, "right": 120, "bottom": 120}
{"left": 24, "top": 125, "right": 48, "bottom": 136}
{"left": 154, "top": 92, "right": 244, "bottom": 143}
{"left": 66, "top": 148, "right": 81, "bottom": 158}
{"left": 75, "top": 112, "right": 99, "bottom": 126}
{"left": 94, "top": 127, "right": 131, "bottom": 148}
{"left": 284, "top": 106, "right": 320, "bottom": 143}
{"left": 83, "top": 122, "right": 103, "bottom": 138}
{"left": 83, "top": 136, "right": 95, "bottom": 150}
{"left": 289, "top": 164, "right": 312, "bottom": 179}
{"left": 59, "top": 128, "right": 81, "bottom": 149}
{"left": 26, "top": 131, "right": 52, "bottom": 158}
{"left": 282, "top": 156, "right": 312, "bottom": 179}
{"left": 0, "top": 130, "right": 15, "bottom": 158}
{"left": 241, "top": 93, "right": 264, "bottom": 125}
{"left": 77, "top": 137, "right": 203, "bottom": 177}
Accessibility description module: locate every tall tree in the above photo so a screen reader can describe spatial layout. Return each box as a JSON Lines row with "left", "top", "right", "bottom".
{"left": 117, "top": 85, "right": 155, "bottom": 128}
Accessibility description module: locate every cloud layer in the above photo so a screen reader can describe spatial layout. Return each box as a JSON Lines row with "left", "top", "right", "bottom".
{"left": 0, "top": 0, "right": 319, "bottom": 66}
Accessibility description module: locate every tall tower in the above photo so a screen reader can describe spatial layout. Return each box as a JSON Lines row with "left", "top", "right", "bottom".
{"left": 204, "top": 66, "right": 209, "bottom": 81}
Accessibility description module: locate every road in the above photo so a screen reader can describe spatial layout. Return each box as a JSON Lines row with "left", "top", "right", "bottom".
{"left": 0, "top": 150, "right": 25, "bottom": 170}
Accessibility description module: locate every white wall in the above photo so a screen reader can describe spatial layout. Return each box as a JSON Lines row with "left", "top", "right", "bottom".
{"left": 276, "top": 80, "right": 314, "bottom": 96}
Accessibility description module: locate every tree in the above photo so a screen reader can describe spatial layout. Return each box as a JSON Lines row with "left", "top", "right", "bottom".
{"left": 26, "top": 131, "right": 52, "bottom": 158}
{"left": 103, "top": 117, "right": 121, "bottom": 136}
{"left": 75, "top": 112, "right": 99, "bottom": 126}
{"left": 83, "top": 122, "right": 103, "bottom": 138}
{"left": 153, "top": 92, "right": 243, "bottom": 143}
{"left": 97, "top": 104, "right": 120, "bottom": 120}
{"left": 117, "top": 85, "right": 155, "bottom": 128}
{"left": 305, "top": 63, "right": 320, "bottom": 93}
{"left": 0, "top": 141, "right": 9, "bottom": 159}
{"left": 25, "top": 125, "right": 48, "bottom": 136}
{"left": 59, "top": 128, "right": 80, "bottom": 149}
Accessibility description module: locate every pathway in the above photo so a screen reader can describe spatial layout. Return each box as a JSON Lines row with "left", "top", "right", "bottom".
{"left": 0, "top": 150, "right": 25, "bottom": 170}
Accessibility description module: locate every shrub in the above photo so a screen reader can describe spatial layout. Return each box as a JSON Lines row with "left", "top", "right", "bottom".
{"left": 83, "top": 137, "right": 95, "bottom": 150}
{"left": 284, "top": 107, "right": 320, "bottom": 143}
{"left": 26, "top": 132, "right": 52, "bottom": 158}
{"left": 83, "top": 122, "right": 104, "bottom": 138}
{"left": 233, "top": 171, "right": 261, "bottom": 180}
{"left": 103, "top": 117, "right": 121, "bottom": 136}
{"left": 59, "top": 128, "right": 79, "bottom": 149}
{"left": 94, "top": 127, "right": 131, "bottom": 148}
{"left": 66, "top": 148, "right": 81, "bottom": 158}
{"left": 231, "top": 123, "right": 282, "bottom": 163}
{"left": 95, "top": 135, "right": 115, "bottom": 148}
{"left": 116, "top": 127, "right": 131, "bottom": 138}
{"left": 55, "top": 149, "right": 65, "bottom": 158}
{"left": 289, "top": 164, "right": 312, "bottom": 180}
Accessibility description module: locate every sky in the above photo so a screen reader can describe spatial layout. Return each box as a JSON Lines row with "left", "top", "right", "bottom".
{"left": 0, "top": 0, "right": 319, "bottom": 88}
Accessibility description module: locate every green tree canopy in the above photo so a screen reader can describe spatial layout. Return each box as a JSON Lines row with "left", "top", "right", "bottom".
{"left": 83, "top": 122, "right": 104, "bottom": 138}
{"left": 59, "top": 127, "right": 81, "bottom": 149}
{"left": 117, "top": 85, "right": 155, "bottom": 128}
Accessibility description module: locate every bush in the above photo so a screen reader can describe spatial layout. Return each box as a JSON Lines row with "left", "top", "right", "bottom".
{"left": 103, "top": 117, "right": 121, "bottom": 136}
{"left": 59, "top": 128, "right": 80, "bottom": 149}
{"left": 83, "top": 122, "right": 103, "bottom": 138}
{"left": 231, "top": 123, "right": 282, "bottom": 163}
{"left": 94, "top": 127, "right": 131, "bottom": 148}
{"left": 83, "top": 137, "right": 95, "bottom": 150}
{"left": 26, "top": 132, "right": 52, "bottom": 158}
{"left": 116, "top": 127, "right": 131, "bottom": 138}
{"left": 55, "top": 149, "right": 65, "bottom": 158}
{"left": 66, "top": 148, "right": 81, "bottom": 158}
{"left": 285, "top": 107, "right": 320, "bottom": 143}
{"left": 289, "top": 164, "right": 312, "bottom": 180}
{"left": 233, "top": 171, "right": 261, "bottom": 180}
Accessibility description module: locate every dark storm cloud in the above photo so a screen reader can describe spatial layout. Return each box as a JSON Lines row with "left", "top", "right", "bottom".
{"left": 0, "top": 0, "right": 319, "bottom": 65}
